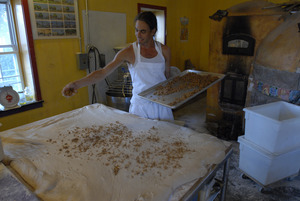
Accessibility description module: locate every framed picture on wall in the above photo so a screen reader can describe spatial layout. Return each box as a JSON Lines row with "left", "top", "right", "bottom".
{"left": 27, "top": 0, "right": 80, "bottom": 39}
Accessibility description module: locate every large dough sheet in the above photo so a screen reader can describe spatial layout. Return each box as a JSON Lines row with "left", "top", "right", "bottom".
{"left": 0, "top": 104, "right": 231, "bottom": 201}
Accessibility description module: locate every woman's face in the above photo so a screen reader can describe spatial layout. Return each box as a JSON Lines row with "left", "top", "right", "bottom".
{"left": 135, "top": 20, "right": 156, "bottom": 45}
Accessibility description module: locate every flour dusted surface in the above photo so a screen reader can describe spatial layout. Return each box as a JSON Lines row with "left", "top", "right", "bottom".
{"left": 1, "top": 104, "right": 230, "bottom": 201}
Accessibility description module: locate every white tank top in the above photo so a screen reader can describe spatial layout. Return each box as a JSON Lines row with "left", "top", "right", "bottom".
{"left": 128, "top": 41, "right": 166, "bottom": 104}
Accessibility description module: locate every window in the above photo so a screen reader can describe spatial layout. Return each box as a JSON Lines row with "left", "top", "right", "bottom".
{"left": 0, "top": 0, "right": 43, "bottom": 116}
{"left": 0, "top": 0, "right": 23, "bottom": 92}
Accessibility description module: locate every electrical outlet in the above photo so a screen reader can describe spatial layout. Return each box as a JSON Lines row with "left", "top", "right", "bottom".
{"left": 76, "top": 53, "right": 88, "bottom": 70}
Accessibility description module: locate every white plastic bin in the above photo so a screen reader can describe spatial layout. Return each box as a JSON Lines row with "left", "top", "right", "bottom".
{"left": 238, "top": 136, "right": 300, "bottom": 186}
{"left": 243, "top": 101, "right": 300, "bottom": 154}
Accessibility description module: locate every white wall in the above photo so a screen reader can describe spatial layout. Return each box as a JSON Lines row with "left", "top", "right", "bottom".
{"left": 82, "top": 10, "right": 127, "bottom": 104}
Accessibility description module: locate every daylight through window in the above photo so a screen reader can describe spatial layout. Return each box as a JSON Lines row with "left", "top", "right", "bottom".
{"left": 0, "top": 0, "right": 24, "bottom": 92}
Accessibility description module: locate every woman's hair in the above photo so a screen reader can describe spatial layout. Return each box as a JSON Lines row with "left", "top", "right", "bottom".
{"left": 134, "top": 11, "right": 157, "bottom": 32}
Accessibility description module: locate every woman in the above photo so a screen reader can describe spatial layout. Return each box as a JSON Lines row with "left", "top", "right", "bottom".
{"left": 62, "top": 12, "right": 173, "bottom": 121}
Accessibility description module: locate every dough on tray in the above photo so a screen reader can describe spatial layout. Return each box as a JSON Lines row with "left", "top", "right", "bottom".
{"left": 1, "top": 104, "right": 230, "bottom": 201}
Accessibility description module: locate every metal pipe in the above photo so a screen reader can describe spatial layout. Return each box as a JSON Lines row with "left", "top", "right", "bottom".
{"left": 85, "top": 0, "right": 90, "bottom": 49}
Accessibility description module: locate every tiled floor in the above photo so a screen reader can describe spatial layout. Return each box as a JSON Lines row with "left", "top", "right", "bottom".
{"left": 173, "top": 94, "right": 300, "bottom": 201}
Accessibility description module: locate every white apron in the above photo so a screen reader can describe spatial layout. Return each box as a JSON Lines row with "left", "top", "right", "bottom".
{"left": 128, "top": 42, "right": 174, "bottom": 121}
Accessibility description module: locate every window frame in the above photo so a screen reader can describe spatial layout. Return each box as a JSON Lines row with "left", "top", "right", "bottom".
{"left": 21, "top": 0, "right": 42, "bottom": 101}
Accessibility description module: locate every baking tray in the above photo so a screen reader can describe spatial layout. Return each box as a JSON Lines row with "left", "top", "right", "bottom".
{"left": 138, "top": 70, "right": 225, "bottom": 109}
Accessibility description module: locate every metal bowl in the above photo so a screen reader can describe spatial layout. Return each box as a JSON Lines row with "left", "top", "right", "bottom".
{"left": 106, "top": 90, "right": 132, "bottom": 112}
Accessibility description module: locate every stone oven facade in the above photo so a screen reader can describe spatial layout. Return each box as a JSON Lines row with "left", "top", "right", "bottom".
{"left": 206, "top": 1, "right": 300, "bottom": 140}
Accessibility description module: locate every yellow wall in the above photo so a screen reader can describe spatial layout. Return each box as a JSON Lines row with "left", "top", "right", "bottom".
{"left": 0, "top": 0, "right": 287, "bottom": 131}
{"left": 167, "top": 0, "right": 287, "bottom": 71}
{"left": 167, "top": 0, "right": 243, "bottom": 71}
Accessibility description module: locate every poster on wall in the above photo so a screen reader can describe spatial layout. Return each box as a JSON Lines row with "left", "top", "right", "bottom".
{"left": 180, "top": 17, "right": 189, "bottom": 41}
{"left": 28, "top": 0, "right": 79, "bottom": 39}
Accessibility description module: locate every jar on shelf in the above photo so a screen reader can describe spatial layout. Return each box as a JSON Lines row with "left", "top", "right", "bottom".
{"left": 24, "top": 87, "right": 34, "bottom": 102}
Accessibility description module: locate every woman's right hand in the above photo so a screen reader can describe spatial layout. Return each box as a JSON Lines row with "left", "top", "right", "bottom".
{"left": 62, "top": 82, "right": 78, "bottom": 97}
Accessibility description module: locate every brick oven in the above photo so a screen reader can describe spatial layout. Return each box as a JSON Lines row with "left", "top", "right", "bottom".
{"left": 206, "top": 1, "right": 300, "bottom": 140}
